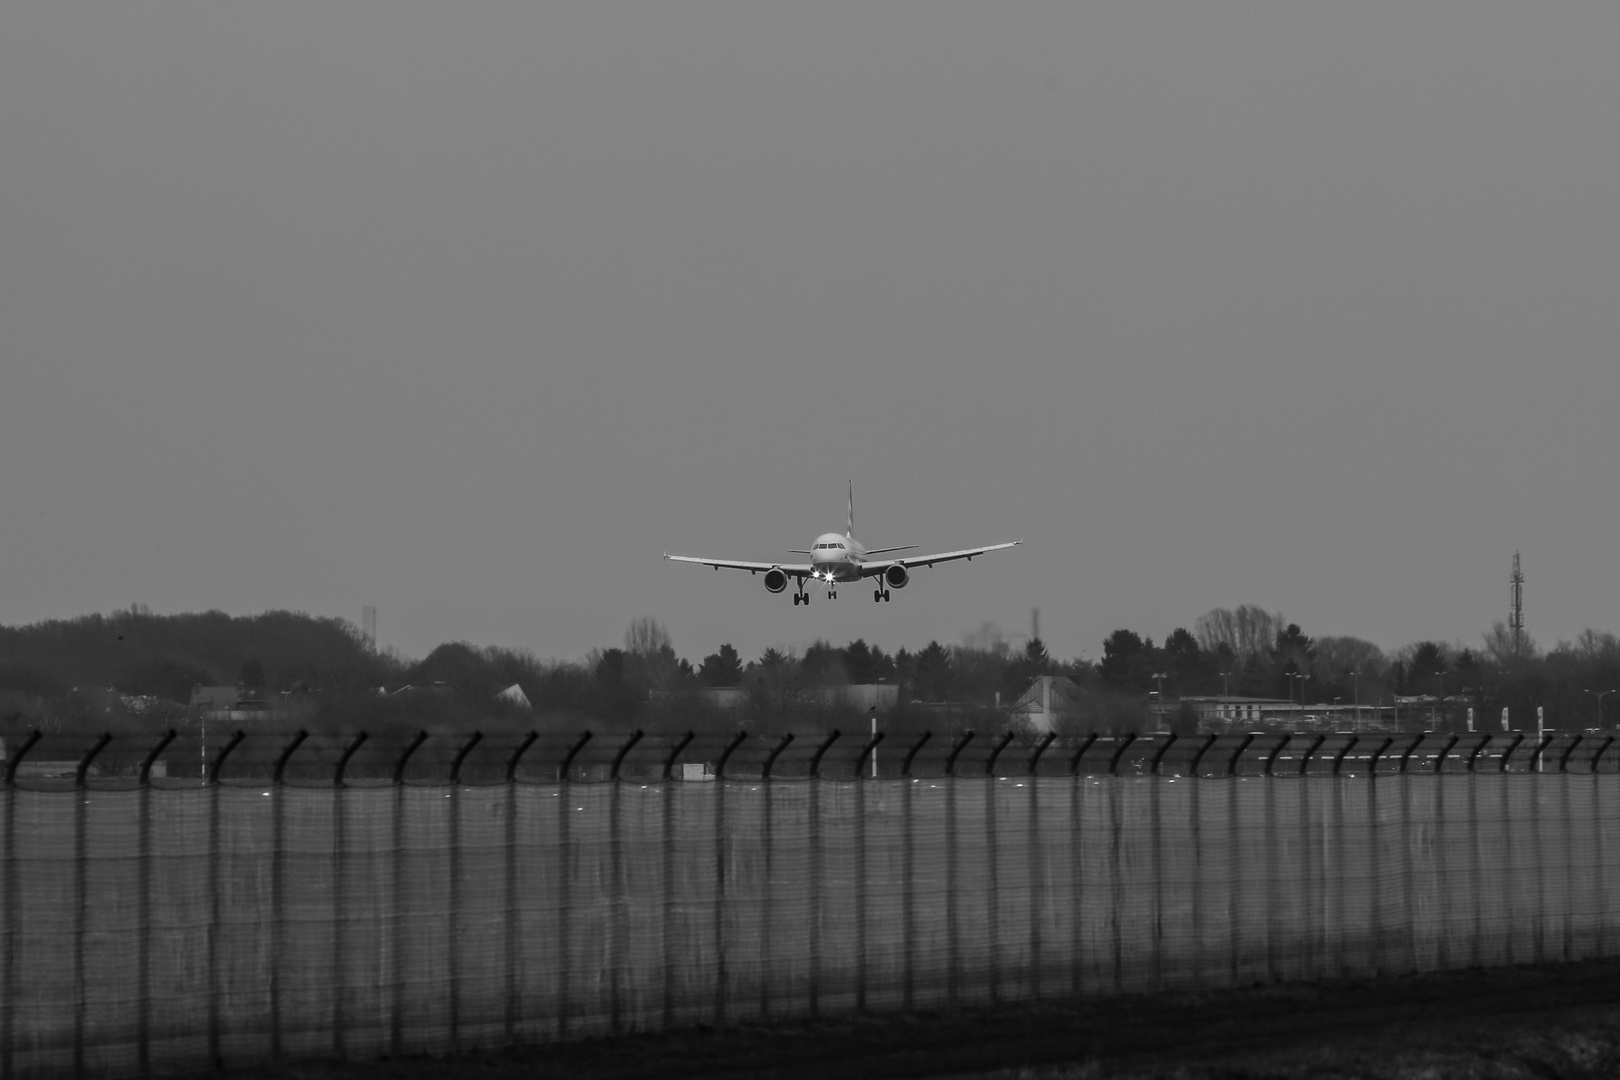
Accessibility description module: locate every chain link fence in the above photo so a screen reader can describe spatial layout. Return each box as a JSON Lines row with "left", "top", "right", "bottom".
{"left": 1, "top": 728, "right": 1616, "bottom": 1077}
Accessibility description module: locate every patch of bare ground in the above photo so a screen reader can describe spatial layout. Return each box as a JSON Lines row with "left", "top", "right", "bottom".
{"left": 196, "top": 959, "right": 1620, "bottom": 1080}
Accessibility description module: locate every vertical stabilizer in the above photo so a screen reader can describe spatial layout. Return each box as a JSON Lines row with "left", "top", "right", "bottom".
{"left": 846, "top": 480, "right": 854, "bottom": 539}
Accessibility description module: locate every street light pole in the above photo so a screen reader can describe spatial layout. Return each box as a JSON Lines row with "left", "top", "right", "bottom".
{"left": 1586, "top": 688, "right": 1616, "bottom": 729}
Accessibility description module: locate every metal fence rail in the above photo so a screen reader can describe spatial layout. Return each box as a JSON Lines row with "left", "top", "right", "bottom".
{"left": 1, "top": 728, "right": 1616, "bottom": 1078}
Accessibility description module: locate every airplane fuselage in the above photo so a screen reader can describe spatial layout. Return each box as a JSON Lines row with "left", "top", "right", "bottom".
{"left": 808, "top": 532, "right": 869, "bottom": 584}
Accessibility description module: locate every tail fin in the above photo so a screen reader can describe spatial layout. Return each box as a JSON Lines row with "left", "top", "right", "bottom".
{"left": 846, "top": 480, "right": 854, "bottom": 539}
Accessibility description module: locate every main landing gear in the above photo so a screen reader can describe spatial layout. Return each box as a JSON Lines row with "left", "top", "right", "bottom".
{"left": 792, "top": 591, "right": 809, "bottom": 605}
{"left": 873, "top": 589, "right": 892, "bottom": 602}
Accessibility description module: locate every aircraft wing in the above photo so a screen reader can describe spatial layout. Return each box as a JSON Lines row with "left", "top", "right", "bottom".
{"left": 664, "top": 554, "right": 812, "bottom": 574}
{"left": 859, "top": 540, "right": 1021, "bottom": 577}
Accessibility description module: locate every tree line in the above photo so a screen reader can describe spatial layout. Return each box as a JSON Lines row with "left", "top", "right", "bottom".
{"left": 2, "top": 605, "right": 1617, "bottom": 735}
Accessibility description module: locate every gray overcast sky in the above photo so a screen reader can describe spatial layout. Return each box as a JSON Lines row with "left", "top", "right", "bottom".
{"left": 2, "top": 3, "right": 1616, "bottom": 666}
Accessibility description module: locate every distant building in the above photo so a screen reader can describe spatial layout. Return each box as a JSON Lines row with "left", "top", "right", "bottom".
{"left": 496, "top": 683, "right": 532, "bottom": 709}
{"left": 190, "top": 685, "right": 312, "bottom": 724}
{"left": 191, "top": 685, "right": 269, "bottom": 721}
{"left": 1008, "top": 675, "right": 1084, "bottom": 734}
{"left": 649, "top": 683, "right": 899, "bottom": 714}
{"left": 1181, "top": 696, "right": 1292, "bottom": 728}
{"left": 1181, "top": 695, "right": 1395, "bottom": 731}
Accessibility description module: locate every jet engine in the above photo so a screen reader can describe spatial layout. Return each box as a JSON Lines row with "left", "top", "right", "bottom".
{"left": 763, "top": 568, "right": 789, "bottom": 593}
{"left": 884, "top": 564, "right": 910, "bottom": 590}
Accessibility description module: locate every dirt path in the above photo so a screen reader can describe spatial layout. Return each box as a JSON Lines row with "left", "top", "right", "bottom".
{"left": 203, "top": 959, "right": 1620, "bottom": 1080}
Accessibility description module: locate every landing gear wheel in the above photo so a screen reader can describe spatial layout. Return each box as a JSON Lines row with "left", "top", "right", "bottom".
{"left": 874, "top": 589, "right": 882, "bottom": 602}
{"left": 883, "top": 590, "right": 892, "bottom": 602}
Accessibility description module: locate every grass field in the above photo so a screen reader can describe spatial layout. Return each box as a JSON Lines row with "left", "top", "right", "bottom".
{"left": 185, "top": 957, "right": 1620, "bottom": 1079}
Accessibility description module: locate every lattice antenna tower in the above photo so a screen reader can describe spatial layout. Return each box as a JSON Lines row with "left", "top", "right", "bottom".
{"left": 362, "top": 605, "right": 377, "bottom": 647}
{"left": 1509, "top": 553, "right": 1524, "bottom": 659}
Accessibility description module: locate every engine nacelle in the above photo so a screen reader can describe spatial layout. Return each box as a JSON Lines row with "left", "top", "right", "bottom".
{"left": 763, "top": 568, "right": 789, "bottom": 593}
{"left": 884, "top": 564, "right": 910, "bottom": 590}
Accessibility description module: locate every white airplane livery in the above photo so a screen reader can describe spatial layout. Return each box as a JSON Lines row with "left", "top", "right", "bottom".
{"left": 664, "top": 485, "right": 1020, "bottom": 605}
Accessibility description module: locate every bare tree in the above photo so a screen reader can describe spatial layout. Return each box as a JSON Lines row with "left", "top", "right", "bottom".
{"left": 624, "top": 617, "right": 672, "bottom": 657}
{"left": 1195, "top": 605, "right": 1284, "bottom": 663}
{"left": 1483, "top": 620, "right": 1540, "bottom": 668}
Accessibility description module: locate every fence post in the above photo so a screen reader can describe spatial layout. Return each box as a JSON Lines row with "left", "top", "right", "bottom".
{"left": 1260, "top": 737, "right": 1288, "bottom": 983}
{"left": 138, "top": 729, "right": 176, "bottom": 1076}
{"left": 1528, "top": 734, "right": 1554, "bottom": 963}
{"left": 1146, "top": 737, "right": 1176, "bottom": 989}
{"left": 1026, "top": 732, "right": 1055, "bottom": 1000}
{"left": 1226, "top": 734, "right": 1254, "bottom": 989}
{"left": 269, "top": 730, "right": 306, "bottom": 1060}
{"left": 853, "top": 732, "right": 882, "bottom": 1013}
{"left": 1182, "top": 734, "right": 1216, "bottom": 986}
{"left": 1557, "top": 735, "right": 1583, "bottom": 961}
{"left": 759, "top": 734, "right": 791, "bottom": 1019}
{"left": 944, "top": 731, "right": 973, "bottom": 1005}
{"left": 1592, "top": 737, "right": 1615, "bottom": 959}
{"left": 1107, "top": 734, "right": 1137, "bottom": 776}
{"left": 1328, "top": 737, "right": 1357, "bottom": 977}
{"left": 1227, "top": 735, "right": 1254, "bottom": 777}
{"left": 985, "top": 733, "right": 1013, "bottom": 1003}
{"left": 1497, "top": 733, "right": 1524, "bottom": 772}
{"left": 556, "top": 732, "right": 590, "bottom": 1040}
{"left": 1067, "top": 733, "right": 1097, "bottom": 776}
{"left": 902, "top": 733, "right": 929, "bottom": 1011}
{"left": 502, "top": 732, "right": 537, "bottom": 1046}
{"left": 1361, "top": 737, "right": 1391, "bottom": 974}
{"left": 389, "top": 731, "right": 427, "bottom": 1056}
{"left": 808, "top": 731, "right": 839, "bottom": 1017}
{"left": 1394, "top": 733, "right": 1420, "bottom": 969}
{"left": 608, "top": 731, "right": 640, "bottom": 1035}
{"left": 712, "top": 731, "right": 747, "bottom": 1025}
{"left": 1186, "top": 734, "right": 1216, "bottom": 778}
{"left": 200, "top": 725, "right": 246, "bottom": 1075}
{"left": 1429, "top": 735, "right": 1459, "bottom": 971}
{"left": 73, "top": 733, "right": 111, "bottom": 1078}
{"left": 446, "top": 732, "right": 481, "bottom": 1048}
{"left": 207, "top": 731, "right": 244, "bottom": 1070}
{"left": 1029, "top": 732, "right": 1057, "bottom": 775}
{"left": 661, "top": 732, "right": 694, "bottom": 1031}
{"left": 329, "top": 732, "right": 366, "bottom": 1060}
{"left": 1295, "top": 736, "right": 1323, "bottom": 980}
{"left": 2, "top": 729, "right": 40, "bottom": 1080}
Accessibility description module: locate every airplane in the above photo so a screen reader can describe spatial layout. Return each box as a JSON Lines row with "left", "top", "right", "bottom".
{"left": 664, "top": 484, "right": 1020, "bottom": 605}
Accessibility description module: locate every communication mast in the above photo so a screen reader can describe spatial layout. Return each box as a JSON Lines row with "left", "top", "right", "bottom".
{"left": 1509, "top": 553, "right": 1524, "bottom": 659}
{"left": 362, "top": 605, "right": 377, "bottom": 647}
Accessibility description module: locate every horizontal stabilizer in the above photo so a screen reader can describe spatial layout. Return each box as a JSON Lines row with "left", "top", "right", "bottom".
{"left": 865, "top": 545, "right": 917, "bottom": 556}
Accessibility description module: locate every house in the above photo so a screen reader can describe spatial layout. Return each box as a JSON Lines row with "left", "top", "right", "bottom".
{"left": 1008, "top": 675, "right": 1084, "bottom": 734}
{"left": 496, "top": 683, "right": 532, "bottom": 709}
